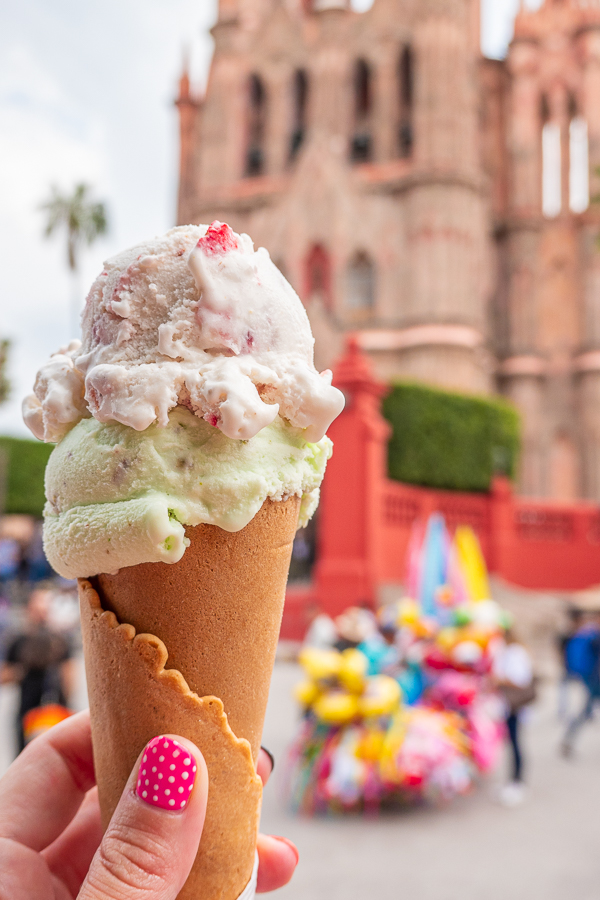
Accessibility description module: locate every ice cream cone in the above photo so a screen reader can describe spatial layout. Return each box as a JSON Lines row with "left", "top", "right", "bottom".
{"left": 79, "top": 496, "right": 300, "bottom": 900}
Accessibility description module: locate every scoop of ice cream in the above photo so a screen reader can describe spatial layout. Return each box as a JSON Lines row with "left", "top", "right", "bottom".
{"left": 43, "top": 406, "right": 331, "bottom": 578}
{"left": 22, "top": 340, "right": 90, "bottom": 442}
{"left": 24, "top": 223, "right": 344, "bottom": 444}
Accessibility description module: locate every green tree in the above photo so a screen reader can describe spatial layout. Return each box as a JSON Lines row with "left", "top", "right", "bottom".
{"left": 41, "top": 183, "right": 108, "bottom": 336}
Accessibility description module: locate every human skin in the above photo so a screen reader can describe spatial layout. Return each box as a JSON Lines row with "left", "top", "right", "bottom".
{"left": 0, "top": 711, "right": 298, "bottom": 899}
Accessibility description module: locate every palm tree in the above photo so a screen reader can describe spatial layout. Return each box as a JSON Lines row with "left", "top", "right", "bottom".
{"left": 0, "top": 339, "right": 9, "bottom": 405}
{"left": 41, "top": 183, "right": 108, "bottom": 336}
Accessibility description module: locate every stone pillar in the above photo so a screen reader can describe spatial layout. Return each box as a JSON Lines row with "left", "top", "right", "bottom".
{"left": 314, "top": 338, "right": 390, "bottom": 616}
{"left": 265, "top": 63, "right": 291, "bottom": 175}
{"left": 311, "top": 7, "right": 351, "bottom": 143}
{"left": 398, "top": 0, "right": 489, "bottom": 392}
{"left": 175, "top": 66, "right": 201, "bottom": 225}
{"left": 199, "top": 24, "right": 247, "bottom": 190}
{"left": 374, "top": 49, "right": 400, "bottom": 162}
{"left": 502, "top": 369, "right": 546, "bottom": 497}
{"left": 413, "top": 3, "right": 478, "bottom": 176}
{"left": 507, "top": 37, "right": 541, "bottom": 217}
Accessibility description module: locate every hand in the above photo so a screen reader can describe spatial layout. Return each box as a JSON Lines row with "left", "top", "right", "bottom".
{"left": 0, "top": 711, "right": 298, "bottom": 899}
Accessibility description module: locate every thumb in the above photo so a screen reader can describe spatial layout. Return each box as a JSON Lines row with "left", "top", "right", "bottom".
{"left": 80, "top": 735, "right": 208, "bottom": 900}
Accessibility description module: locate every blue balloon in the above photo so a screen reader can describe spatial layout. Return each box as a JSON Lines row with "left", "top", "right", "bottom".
{"left": 397, "top": 664, "right": 425, "bottom": 705}
{"left": 419, "top": 513, "right": 448, "bottom": 617}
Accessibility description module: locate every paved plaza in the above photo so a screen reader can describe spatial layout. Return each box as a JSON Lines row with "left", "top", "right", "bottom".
{"left": 0, "top": 658, "right": 599, "bottom": 899}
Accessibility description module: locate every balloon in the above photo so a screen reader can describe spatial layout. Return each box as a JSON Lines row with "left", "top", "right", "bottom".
{"left": 451, "top": 640, "right": 483, "bottom": 667}
{"left": 289, "top": 512, "right": 507, "bottom": 814}
{"left": 419, "top": 513, "right": 448, "bottom": 617}
{"left": 294, "top": 680, "right": 321, "bottom": 707}
{"left": 339, "top": 648, "right": 369, "bottom": 693}
{"left": 398, "top": 598, "right": 420, "bottom": 627}
{"left": 397, "top": 665, "right": 425, "bottom": 705}
{"left": 358, "top": 675, "right": 402, "bottom": 718}
{"left": 436, "top": 627, "right": 460, "bottom": 653}
{"left": 313, "top": 689, "right": 359, "bottom": 724}
{"left": 454, "top": 526, "right": 490, "bottom": 602}
{"left": 299, "top": 647, "right": 341, "bottom": 682}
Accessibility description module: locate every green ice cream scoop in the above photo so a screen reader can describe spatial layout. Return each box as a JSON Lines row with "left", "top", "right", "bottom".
{"left": 44, "top": 406, "right": 332, "bottom": 579}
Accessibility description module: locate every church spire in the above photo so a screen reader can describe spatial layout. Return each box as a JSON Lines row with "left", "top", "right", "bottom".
{"left": 218, "top": 0, "right": 238, "bottom": 23}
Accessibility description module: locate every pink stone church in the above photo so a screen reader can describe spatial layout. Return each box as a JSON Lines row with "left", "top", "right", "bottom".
{"left": 175, "top": 0, "right": 600, "bottom": 501}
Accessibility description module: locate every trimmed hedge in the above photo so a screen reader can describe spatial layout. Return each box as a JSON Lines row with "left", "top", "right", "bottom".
{"left": 382, "top": 382, "right": 520, "bottom": 493}
{"left": 0, "top": 436, "right": 53, "bottom": 517}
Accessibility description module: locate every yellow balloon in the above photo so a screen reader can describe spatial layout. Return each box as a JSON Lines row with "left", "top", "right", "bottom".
{"left": 357, "top": 729, "right": 385, "bottom": 762}
{"left": 398, "top": 598, "right": 420, "bottom": 627}
{"left": 463, "top": 625, "right": 491, "bottom": 649}
{"left": 436, "top": 627, "right": 459, "bottom": 653}
{"left": 313, "top": 690, "right": 359, "bottom": 724}
{"left": 359, "top": 675, "right": 402, "bottom": 718}
{"left": 339, "top": 648, "right": 368, "bottom": 693}
{"left": 455, "top": 526, "right": 490, "bottom": 602}
{"left": 294, "top": 680, "right": 320, "bottom": 707}
{"left": 298, "top": 648, "right": 341, "bottom": 683}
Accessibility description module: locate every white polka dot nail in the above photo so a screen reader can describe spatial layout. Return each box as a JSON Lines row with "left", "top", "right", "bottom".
{"left": 136, "top": 736, "right": 197, "bottom": 811}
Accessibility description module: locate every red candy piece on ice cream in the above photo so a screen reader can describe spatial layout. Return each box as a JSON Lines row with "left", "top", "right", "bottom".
{"left": 196, "top": 221, "right": 239, "bottom": 256}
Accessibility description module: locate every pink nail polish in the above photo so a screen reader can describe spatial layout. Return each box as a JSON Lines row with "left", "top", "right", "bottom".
{"left": 272, "top": 836, "right": 300, "bottom": 866}
{"left": 136, "top": 736, "right": 197, "bottom": 811}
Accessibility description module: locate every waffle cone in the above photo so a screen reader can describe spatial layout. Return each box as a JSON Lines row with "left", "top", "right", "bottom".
{"left": 79, "top": 496, "right": 300, "bottom": 900}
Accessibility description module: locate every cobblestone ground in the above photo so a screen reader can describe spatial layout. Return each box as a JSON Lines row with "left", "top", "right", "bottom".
{"left": 1, "top": 659, "right": 599, "bottom": 900}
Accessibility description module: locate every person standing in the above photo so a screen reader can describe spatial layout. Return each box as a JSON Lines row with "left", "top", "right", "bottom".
{"left": 556, "top": 607, "right": 583, "bottom": 720}
{"left": 1, "top": 588, "right": 74, "bottom": 753}
{"left": 560, "top": 612, "right": 600, "bottom": 757}
{"left": 493, "top": 628, "right": 535, "bottom": 806}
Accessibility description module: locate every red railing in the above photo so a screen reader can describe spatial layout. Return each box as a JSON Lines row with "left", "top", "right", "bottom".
{"left": 282, "top": 339, "right": 600, "bottom": 639}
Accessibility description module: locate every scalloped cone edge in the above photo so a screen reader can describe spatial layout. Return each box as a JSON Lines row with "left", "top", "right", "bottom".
{"left": 79, "top": 578, "right": 262, "bottom": 900}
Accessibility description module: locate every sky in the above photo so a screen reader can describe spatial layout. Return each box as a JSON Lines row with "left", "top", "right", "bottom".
{"left": 0, "top": 0, "right": 541, "bottom": 437}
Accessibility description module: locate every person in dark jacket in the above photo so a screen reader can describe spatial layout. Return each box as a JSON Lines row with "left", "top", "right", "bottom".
{"left": 560, "top": 612, "right": 600, "bottom": 757}
{"left": 1, "top": 588, "right": 73, "bottom": 754}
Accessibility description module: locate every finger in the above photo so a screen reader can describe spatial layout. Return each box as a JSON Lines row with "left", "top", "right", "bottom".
{"left": 256, "top": 834, "right": 299, "bottom": 893}
{"left": 0, "top": 837, "right": 69, "bottom": 900}
{"left": 80, "top": 735, "right": 208, "bottom": 900}
{"left": 42, "top": 787, "right": 103, "bottom": 897}
{"left": 257, "top": 747, "right": 274, "bottom": 786}
{"left": 0, "top": 710, "right": 95, "bottom": 851}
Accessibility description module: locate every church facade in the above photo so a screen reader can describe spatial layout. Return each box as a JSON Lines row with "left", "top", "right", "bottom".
{"left": 176, "top": 0, "right": 600, "bottom": 501}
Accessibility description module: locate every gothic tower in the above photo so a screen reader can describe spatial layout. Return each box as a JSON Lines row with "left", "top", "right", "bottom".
{"left": 484, "top": 0, "right": 600, "bottom": 499}
{"left": 176, "top": 0, "right": 600, "bottom": 500}
{"left": 176, "top": 0, "right": 490, "bottom": 392}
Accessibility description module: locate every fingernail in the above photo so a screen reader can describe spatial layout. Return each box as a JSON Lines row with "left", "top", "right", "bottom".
{"left": 261, "top": 745, "right": 275, "bottom": 773}
{"left": 136, "top": 736, "right": 197, "bottom": 811}
{"left": 272, "top": 836, "right": 299, "bottom": 866}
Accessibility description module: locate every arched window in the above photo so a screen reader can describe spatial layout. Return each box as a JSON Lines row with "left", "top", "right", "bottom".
{"left": 541, "top": 92, "right": 562, "bottom": 218}
{"left": 542, "top": 120, "right": 561, "bottom": 218}
{"left": 350, "top": 59, "right": 373, "bottom": 163}
{"left": 245, "top": 73, "right": 267, "bottom": 177}
{"left": 570, "top": 116, "right": 589, "bottom": 214}
{"left": 289, "top": 69, "right": 309, "bottom": 161}
{"left": 346, "top": 252, "right": 375, "bottom": 317}
{"left": 398, "top": 45, "right": 414, "bottom": 158}
{"left": 304, "top": 244, "right": 332, "bottom": 311}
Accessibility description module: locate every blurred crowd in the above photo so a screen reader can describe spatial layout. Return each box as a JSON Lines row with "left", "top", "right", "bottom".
{"left": 0, "top": 515, "right": 80, "bottom": 755}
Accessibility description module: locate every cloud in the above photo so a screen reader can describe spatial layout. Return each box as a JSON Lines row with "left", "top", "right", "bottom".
{"left": 0, "top": 0, "right": 216, "bottom": 438}
{"left": 1, "top": 0, "right": 532, "bottom": 438}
